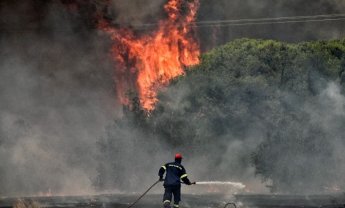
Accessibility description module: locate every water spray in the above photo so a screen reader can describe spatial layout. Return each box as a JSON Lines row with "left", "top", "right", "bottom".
{"left": 195, "top": 181, "right": 246, "bottom": 189}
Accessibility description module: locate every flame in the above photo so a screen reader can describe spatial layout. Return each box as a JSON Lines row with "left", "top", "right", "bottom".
{"left": 99, "top": 0, "right": 200, "bottom": 111}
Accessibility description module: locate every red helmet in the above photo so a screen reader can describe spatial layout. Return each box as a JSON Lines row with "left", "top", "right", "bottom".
{"left": 175, "top": 153, "right": 183, "bottom": 159}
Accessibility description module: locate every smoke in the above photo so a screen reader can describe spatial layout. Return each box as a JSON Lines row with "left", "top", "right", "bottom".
{"left": 65, "top": 0, "right": 345, "bottom": 50}
{"left": 0, "top": 0, "right": 117, "bottom": 196}
{"left": 107, "top": 0, "right": 165, "bottom": 25}
{"left": 1, "top": 0, "right": 345, "bottom": 197}
{"left": 151, "top": 78, "right": 269, "bottom": 193}
{"left": 306, "top": 82, "right": 345, "bottom": 185}
{"left": 197, "top": 0, "right": 345, "bottom": 50}
{"left": 147, "top": 37, "right": 345, "bottom": 194}
{"left": 250, "top": 82, "right": 345, "bottom": 193}
{"left": 0, "top": 0, "right": 179, "bottom": 196}
{"left": 151, "top": 79, "right": 345, "bottom": 194}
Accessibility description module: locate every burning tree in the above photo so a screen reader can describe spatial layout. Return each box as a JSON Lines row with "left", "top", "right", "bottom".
{"left": 98, "top": 0, "right": 200, "bottom": 111}
{"left": 60, "top": 0, "right": 200, "bottom": 111}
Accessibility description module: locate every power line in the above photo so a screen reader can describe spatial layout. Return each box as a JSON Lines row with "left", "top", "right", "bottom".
{"left": 195, "top": 13, "right": 345, "bottom": 25}
{"left": 192, "top": 17, "right": 345, "bottom": 28}
{"left": 2, "top": 13, "right": 345, "bottom": 32}
{"left": 131, "top": 13, "right": 345, "bottom": 28}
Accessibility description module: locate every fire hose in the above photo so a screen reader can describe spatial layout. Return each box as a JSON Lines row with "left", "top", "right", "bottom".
{"left": 126, "top": 180, "right": 161, "bottom": 208}
{"left": 126, "top": 180, "right": 237, "bottom": 208}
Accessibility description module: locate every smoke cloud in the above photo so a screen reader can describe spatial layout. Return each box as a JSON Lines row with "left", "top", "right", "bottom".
{"left": 107, "top": 0, "right": 165, "bottom": 25}
{"left": 0, "top": 0, "right": 115, "bottom": 196}
{"left": 197, "top": 0, "right": 345, "bottom": 50}
{"left": 1, "top": 0, "right": 345, "bottom": 197}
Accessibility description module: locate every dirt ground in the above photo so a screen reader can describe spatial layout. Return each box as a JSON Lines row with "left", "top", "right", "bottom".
{"left": 2, "top": 193, "right": 345, "bottom": 208}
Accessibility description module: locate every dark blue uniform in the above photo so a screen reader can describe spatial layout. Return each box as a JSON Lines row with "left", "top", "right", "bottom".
{"left": 158, "top": 161, "right": 191, "bottom": 208}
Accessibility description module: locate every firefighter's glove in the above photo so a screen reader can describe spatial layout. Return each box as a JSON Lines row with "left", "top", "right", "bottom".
{"left": 159, "top": 177, "right": 164, "bottom": 182}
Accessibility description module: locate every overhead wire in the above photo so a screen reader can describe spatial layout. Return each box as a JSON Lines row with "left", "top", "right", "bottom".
{"left": 130, "top": 13, "right": 345, "bottom": 29}
{"left": 2, "top": 13, "right": 345, "bottom": 32}
{"left": 192, "top": 17, "right": 345, "bottom": 28}
{"left": 195, "top": 13, "right": 345, "bottom": 24}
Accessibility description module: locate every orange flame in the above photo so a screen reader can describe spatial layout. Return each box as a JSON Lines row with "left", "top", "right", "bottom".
{"left": 99, "top": 0, "right": 200, "bottom": 111}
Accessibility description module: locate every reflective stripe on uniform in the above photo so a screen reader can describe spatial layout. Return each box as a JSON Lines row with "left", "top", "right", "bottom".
{"left": 168, "top": 164, "right": 182, "bottom": 170}
{"left": 161, "top": 165, "right": 166, "bottom": 170}
{"left": 173, "top": 204, "right": 179, "bottom": 208}
{"left": 180, "top": 174, "right": 188, "bottom": 179}
{"left": 163, "top": 200, "right": 170, "bottom": 204}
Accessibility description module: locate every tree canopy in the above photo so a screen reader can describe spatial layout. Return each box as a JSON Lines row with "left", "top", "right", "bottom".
{"left": 100, "top": 38, "right": 345, "bottom": 193}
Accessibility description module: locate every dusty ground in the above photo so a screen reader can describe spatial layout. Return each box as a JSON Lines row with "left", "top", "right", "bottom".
{"left": 2, "top": 193, "right": 345, "bottom": 208}
{"left": 0, "top": 194, "right": 231, "bottom": 208}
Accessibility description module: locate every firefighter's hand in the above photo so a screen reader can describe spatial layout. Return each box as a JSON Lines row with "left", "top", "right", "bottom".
{"left": 187, "top": 181, "right": 195, "bottom": 185}
{"left": 159, "top": 177, "right": 164, "bottom": 182}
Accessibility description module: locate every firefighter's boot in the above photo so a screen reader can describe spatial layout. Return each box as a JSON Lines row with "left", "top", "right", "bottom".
{"left": 163, "top": 200, "right": 170, "bottom": 208}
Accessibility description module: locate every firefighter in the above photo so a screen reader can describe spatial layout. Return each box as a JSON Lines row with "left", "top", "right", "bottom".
{"left": 158, "top": 153, "right": 195, "bottom": 208}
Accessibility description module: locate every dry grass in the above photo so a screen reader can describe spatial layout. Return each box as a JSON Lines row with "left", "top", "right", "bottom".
{"left": 13, "top": 199, "right": 41, "bottom": 208}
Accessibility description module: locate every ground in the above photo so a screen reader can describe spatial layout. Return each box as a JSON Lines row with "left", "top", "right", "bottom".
{"left": 2, "top": 193, "right": 345, "bottom": 208}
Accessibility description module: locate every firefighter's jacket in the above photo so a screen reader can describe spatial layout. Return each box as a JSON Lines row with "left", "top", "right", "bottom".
{"left": 159, "top": 161, "right": 192, "bottom": 187}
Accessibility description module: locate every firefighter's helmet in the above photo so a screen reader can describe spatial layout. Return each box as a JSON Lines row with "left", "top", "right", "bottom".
{"left": 175, "top": 153, "right": 183, "bottom": 159}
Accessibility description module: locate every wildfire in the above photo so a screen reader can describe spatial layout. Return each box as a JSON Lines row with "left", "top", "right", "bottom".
{"left": 99, "top": 0, "right": 200, "bottom": 111}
